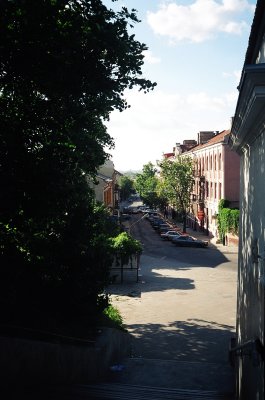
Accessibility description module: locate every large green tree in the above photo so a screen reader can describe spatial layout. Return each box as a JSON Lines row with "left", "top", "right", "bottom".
{"left": 159, "top": 156, "right": 194, "bottom": 232}
{"left": 120, "top": 176, "right": 134, "bottom": 201}
{"left": 134, "top": 162, "right": 159, "bottom": 208}
{"left": 0, "top": 0, "right": 155, "bottom": 322}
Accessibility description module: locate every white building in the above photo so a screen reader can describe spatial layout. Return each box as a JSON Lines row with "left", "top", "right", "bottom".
{"left": 229, "top": 1, "right": 265, "bottom": 398}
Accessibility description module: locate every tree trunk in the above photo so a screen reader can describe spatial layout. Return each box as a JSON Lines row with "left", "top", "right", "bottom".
{"left": 182, "top": 210, "right": 187, "bottom": 233}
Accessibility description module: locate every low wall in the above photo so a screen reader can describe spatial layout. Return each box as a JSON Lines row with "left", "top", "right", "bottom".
{"left": 227, "top": 233, "right": 239, "bottom": 247}
{"left": 0, "top": 327, "right": 130, "bottom": 385}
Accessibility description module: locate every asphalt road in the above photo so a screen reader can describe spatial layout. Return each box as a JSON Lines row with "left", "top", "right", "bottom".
{"left": 128, "top": 212, "right": 238, "bottom": 270}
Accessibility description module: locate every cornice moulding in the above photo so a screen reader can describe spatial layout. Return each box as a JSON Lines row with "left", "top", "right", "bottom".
{"left": 230, "top": 64, "right": 265, "bottom": 152}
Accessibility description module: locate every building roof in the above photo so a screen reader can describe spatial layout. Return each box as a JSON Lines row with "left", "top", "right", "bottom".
{"left": 163, "top": 152, "right": 175, "bottom": 158}
{"left": 244, "top": 0, "right": 265, "bottom": 65}
{"left": 96, "top": 173, "right": 112, "bottom": 182}
{"left": 184, "top": 130, "right": 230, "bottom": 153}
{"left": 114, "top": 169, "right": 123, "bottom": 176}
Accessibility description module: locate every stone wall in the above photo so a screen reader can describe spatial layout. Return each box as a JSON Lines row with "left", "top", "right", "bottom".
{"left": 0, "top": 327, "right": 130, "bottom": 385}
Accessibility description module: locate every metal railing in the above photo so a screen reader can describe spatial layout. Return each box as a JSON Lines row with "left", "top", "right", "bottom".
{"left": 229, "top": 337, "right": 264, "bottom": 367}
{"left": 0, "top": 324, "right": 96, "bottom": 346}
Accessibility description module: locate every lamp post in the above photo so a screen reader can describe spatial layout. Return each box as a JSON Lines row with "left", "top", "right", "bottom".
{"left": 129, "top": 213, "right": 148, "bottom": 234}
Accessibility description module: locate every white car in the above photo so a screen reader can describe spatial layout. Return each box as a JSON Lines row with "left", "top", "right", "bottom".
{"left": 172, "top": 235, "right": 208, "bottom": 248}
{"left": 160, "top": 230, "right": 182, "bottom": 241}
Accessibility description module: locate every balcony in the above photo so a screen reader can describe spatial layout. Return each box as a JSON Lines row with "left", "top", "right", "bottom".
{"left": 191, "top": 194, "right": 198, "bottom": 202}
{"left": 193, "top": 170, "right": 205, "bottom": 180}
{"left": 191, "top": 194, "right": 204, "bottom": 206}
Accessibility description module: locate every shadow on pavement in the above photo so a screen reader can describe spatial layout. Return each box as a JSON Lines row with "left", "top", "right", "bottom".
{"left": 128, "top": 318, "right": 235, "bottom": 364}
{"left": 108, "top": 273, "right": 195, "bottom": 297}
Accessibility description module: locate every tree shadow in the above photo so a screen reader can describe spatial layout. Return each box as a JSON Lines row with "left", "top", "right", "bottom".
{"left": 107, "top": 268, "right": 195, "bottom": 297}
{"left": 128, "top": 318, "right": 235, "bottom": 365}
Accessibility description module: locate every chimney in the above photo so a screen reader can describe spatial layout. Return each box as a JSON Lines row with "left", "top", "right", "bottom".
{"left": 197, "top": 131, "right": 215, "bottom": 144}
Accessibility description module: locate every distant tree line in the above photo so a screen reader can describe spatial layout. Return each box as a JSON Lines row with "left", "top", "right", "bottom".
{"left": 134, "top": 158, "right": 194, "bottom": 232}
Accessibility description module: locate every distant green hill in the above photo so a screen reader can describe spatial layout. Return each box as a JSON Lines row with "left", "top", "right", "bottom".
{"left": 121, "top": 170, "right": 141, "bottom": 178}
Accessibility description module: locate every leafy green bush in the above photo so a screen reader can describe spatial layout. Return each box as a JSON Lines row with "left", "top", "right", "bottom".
{"left": 218, "top": 199, "right": 230, "bottom": 211}
{"left": 110, "top": 232, "right": 142, "bottom": 266}
{"left": 217, "top": 199, "right": 239, "bottom": 241}
{"left": 102, "top": 304, "right": 124, "bottom": 330}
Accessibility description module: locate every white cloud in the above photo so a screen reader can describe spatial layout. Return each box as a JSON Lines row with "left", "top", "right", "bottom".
{"left": 222, "top": 69, "right": 241, "bottom": 84}
{"left": 143, "top": 50, "right": 161, "bottom": 64}
{"left": 106, "top": 88, "right": 237, "bottom": 171}
{"left": 225, "top": 90, "right": 238, "bottom": 105}
{"left": 147, "top": 0, "right": 255, "bottom": 43}
{"left": 186, "top": 91, "right": 226, "bottom": 110}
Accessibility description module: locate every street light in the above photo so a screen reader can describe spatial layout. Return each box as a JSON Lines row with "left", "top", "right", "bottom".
{"left": 129, "top": 213, "right": 149, "bottom": 234}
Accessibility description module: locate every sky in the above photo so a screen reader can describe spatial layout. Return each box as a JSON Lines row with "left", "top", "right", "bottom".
{"left": 102, "top": 0, "right": 257, "bottom": 172}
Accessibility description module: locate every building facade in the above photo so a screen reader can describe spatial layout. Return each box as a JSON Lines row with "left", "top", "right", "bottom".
{"left": 91, "top": 160, "right": 122, "bottom": 212}
{"left": 185, "top": 130, "right": 240, "bottom": 240}
{"left": 229, "top": 1, "right": 265, "bottom": 398}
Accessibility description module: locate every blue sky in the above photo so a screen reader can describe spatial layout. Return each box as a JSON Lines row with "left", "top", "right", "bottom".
{"left": 102, "top": 0, "right": 256, "bottom": 171}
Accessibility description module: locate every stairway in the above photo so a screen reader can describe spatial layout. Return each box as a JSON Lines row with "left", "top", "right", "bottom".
{"left": 78, "top": 356, "right": 235, "bottom": 400}
{"left": 19, "top": 356, "right": 234, "bottom": 399}
{"left": 33, "top": 381, "right": 233, "bottom": 400}
{"left": 17, "top": 354, "right": 234, "bottom": 399}
{"left": 84, "top": 382, "right": 233, "bottom": 399}
{"left": 109, "top": 357, "right": 234, "bottom": 392}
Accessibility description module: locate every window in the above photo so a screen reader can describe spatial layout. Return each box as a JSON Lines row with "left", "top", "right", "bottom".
{"left": 219, "top": 153, "right": 222, "bottom": 170}
{"left": 205, "top": 181, "right": 209, "bottom": 197}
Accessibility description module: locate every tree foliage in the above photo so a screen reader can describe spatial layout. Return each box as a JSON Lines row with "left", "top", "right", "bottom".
{"left": 158, "top": 156, "right": 194, "bottom": 232}
{"left": 110, "top": 231, "right": 142, "bottom": 267}
{"left": 134, "top": 162, "right": 159, "bottom": 207}
{"left": 120, "top": 176, "right": 134, "bottom": 201}
{"left": 217, "top": 199, "right": 239, "bottom": 242}
{"left": 0, "top": 0, "right": 155, "bottom": 323}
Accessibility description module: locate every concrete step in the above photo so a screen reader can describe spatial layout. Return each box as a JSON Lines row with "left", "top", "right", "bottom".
{"left": 13, "top": 357, "right": 234, "bottom": 400}
{"left": 8, "top": 382, "right": 234, "bottom": 400}
{"left": 71, "top": 382, "right": 234, "bottom": 399}
{"left": 108, "top": 357, "right": 235, "bottom": 394}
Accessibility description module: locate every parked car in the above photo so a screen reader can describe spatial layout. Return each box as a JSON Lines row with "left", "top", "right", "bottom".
{"left": 139, "top": 207, "right": 150, "bottom": 213}
{"left": 172, "top": 235, "right": 208, "bottom": 248}
{"left": 146, "top": 211, "right": 158, "bottom": 218}
{"left": 127, "top": 206, "right": 139, "bottom": 214}
{"left": 153, "top": 221, "right": 168, "bottom": 230}
{"left": 148, "top": 215, "right": 159, "bottom": 222}
{"left": 151, "top": 219, "right": 165, "bottom": 228}
{"left": 160, "top": 230, "right": 182, "bottom": 240}
{"left": 157, "top": 224, "right": 172, "bottom": 233}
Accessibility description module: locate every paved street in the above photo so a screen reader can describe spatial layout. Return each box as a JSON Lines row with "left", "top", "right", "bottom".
{"left": 107, "top": 211, "right": 238, "bottom": 394}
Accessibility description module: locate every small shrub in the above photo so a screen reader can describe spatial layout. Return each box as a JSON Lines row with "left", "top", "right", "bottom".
{"left": 217, "top": 199, "right": 239, "bottom": 241}
{"left": 101, "top": 304, "right": 124, "bottom": 330}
